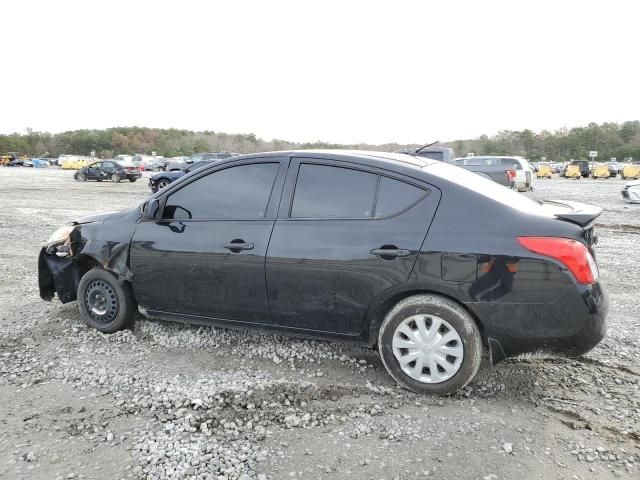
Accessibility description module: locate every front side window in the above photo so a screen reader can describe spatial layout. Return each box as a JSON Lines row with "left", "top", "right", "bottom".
{"left": 291, "top": 164, "right": 377, "bottom": 218}
{"left": 163, "top": 163, "right": 279, "bottom": 220}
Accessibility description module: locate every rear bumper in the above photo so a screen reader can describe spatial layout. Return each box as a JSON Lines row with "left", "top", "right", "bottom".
{"left": 467, "top": 281, "right": 608, "bottom": 363}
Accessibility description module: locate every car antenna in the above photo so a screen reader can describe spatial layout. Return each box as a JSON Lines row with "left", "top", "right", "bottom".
{"left": 414, "top": 141, "right": 439, "bottom": 154}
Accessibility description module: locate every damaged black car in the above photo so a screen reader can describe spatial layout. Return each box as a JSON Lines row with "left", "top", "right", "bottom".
{"left": 39, "top": 150, "right": 608, "bottom": 394}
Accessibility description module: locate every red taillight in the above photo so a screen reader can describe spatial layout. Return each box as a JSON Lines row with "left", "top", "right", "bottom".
{"left": 505, "top": 169, "right": 516, "bottom": 183}
{"left": 517, "top": 237, "right": 598, "bottom": 285}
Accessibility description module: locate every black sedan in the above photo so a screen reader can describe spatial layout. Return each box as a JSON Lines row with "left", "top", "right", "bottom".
{"left": 39, "top": 150, "right": 607, "bottom": 394}
{"left": 74, "top": 161, "right": 142, "bottom": 183}
{"left": 148, "top": 160, "right": 216, "bottom": 192}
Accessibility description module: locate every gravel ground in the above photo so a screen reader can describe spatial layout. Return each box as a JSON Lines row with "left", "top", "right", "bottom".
{"left": 0, "top": 168, "right": 638, "bottom": 480}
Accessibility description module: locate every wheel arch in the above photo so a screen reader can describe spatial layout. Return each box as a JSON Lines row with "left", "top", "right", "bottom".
{"left": 364, "top": 288, "right": 490, "bottom": 353}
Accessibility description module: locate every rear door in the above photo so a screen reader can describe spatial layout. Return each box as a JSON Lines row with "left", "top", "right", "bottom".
{"left": 100, "top": 161, "right": 116, "bottom": 179}
{"left": 86, "top": 162, "right": 102, "bottom": 180}
{"left": 265, "top": 158, "right": 440, "bottom": 335}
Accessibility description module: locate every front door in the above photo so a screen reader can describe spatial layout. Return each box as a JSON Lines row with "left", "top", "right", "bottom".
{"left": 86, "top": 162, "right": 102, "bottom": 180}
{"left": 130, "top": 159, "right": 287, "bottom": 323}
{"left": 266, "top": 159, "right": 440, "bottom": 335}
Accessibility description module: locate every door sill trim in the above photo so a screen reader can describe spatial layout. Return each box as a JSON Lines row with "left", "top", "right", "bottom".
{"left": 140, "top": 308, "right": 362, "bottom": 342}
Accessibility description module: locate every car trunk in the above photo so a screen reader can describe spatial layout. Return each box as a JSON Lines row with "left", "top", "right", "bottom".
{"left": 537, "top": 199, "right": 601, "bottom": 253}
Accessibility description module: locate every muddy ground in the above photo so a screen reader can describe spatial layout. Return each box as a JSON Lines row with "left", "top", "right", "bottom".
{"left": 0, "top": 168, "right": 638, "bottom": 480}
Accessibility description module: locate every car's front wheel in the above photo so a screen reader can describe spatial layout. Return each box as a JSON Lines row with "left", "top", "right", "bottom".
{"left": 77, "top": 268, "right": 136, "bottom": 333}
{"left": 76, "top": 173, "right": 86, "bottom": 182}
{"left": 378, "top": 294, "right": 483, "bottom": 395}
{"left": 129, "top": 177, "right": 137, "bottom": 182}
{"left": 156, "top": 179, "right": 170, "bottom": 190}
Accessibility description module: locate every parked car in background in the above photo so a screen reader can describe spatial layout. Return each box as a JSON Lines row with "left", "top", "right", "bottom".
{"left": 453, "top": 155, "right": 534, "bottom": 191}
{"left": 497, "top": 156, "right": 533, "bottom": 191}
{"left": 453, "top": 157, "right": 517, "bottom": 188}
{"left": 536, "top": 162, "right": 552, "bottom": 179}
{"left": 39, "top": 150, "right": 607, "bottom": 394}
{"left": 159, "top": 152, "right": 235, "bottom": 171}
{"left": 621, "top": 162, "right": 640, "bottom": 180}
{"left": 31, "top": 158, "right": 51, "bottom": 168}
{"left": 592, "top": 163, "right": 611, "bottom": 179}
{"left": 570, "top": 160, "right": 590, "bottom": 178}
{"left": 398, "top": 146, "right": 519, "bottom": 189}
{"left": 622, "top": 180, "right": 640, "bottom": 203}
{"left": 148, "top": 159, "right": 218, "bottom": 192}
{"left": 395, "top": 145, "right": 456, "bottom": 162}
{"left": 73, "top": 161, "right": 142, "bottom": 183}
{"left": 607, "top": 161, "right": 621, "bottom": 178}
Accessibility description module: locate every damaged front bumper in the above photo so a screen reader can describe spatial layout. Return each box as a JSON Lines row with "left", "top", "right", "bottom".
{"left": 38, "top": 208, "right": 140, "bottom": 303}
{"left": 38, "top": 247, "right": 84, "bottom": 303}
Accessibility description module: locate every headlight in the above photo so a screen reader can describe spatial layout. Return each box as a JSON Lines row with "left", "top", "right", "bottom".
{"left": 47, "top": 225, "right": 75, "bottom": 246}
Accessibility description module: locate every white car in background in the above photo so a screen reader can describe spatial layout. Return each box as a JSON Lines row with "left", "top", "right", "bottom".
{"left": 460, "top": 156, "right": 534, "bottom": 192}
{"left": 622, "top": 180, "right": 640, "bottom": 203}
{"left": 499, "top": 156, "right": 534, "bottom": 192}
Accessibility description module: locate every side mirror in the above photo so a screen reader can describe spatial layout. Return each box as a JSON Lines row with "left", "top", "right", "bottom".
{"left": 142, "top": 198, "right": 160, "bottom": 220}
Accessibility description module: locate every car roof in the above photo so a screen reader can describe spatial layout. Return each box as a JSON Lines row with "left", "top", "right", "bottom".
{"left": 228, "top": 149, "right": 439, "bottom": 172}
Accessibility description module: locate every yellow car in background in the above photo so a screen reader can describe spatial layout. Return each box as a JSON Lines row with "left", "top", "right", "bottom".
{"left": 536, "top": 162, "right": 553, "bottom": 179}
{"left": 621, "top": 164, "right": 640, "bottom": 180}
{"left": 592, "top": 164, "right": 611, "bottom": 179}
{"left": 565, "top": 164, "right": 582, "bottom": 179}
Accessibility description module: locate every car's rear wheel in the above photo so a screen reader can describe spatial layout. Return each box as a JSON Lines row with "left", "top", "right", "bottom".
{"left": 111, "top": 173, "right": 121, "bottom": 183}
{"left": 76, "top": 173, "right": 86, "bottom": 182}
{"left": 129, "top": 178, "right": 137, "bottom": 182}
{"left": 378, "top": 294, "right": 482, "bottom": 395}
{"left": 78, "top": 268, "right": 135, "bottom": 333}
{"left": 156, "top": 179, "right": 170, "bottom": 190}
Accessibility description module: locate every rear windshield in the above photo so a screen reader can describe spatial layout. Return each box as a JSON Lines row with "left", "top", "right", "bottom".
{"left": 417, "top": 151, "right": 444, "bottom": 161}
{"left": 424, "top": 162, "right": 553, "bottom": 216}
{"left": 463, "top": 158, "right": 500, "bottom": 166}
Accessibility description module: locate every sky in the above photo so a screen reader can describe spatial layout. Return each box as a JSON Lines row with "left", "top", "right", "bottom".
{"left": 2, "top": 0, "right": 639, "bottom": 144}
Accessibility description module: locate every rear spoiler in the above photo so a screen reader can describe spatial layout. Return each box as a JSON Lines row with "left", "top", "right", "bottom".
{"left": 540, "top": 200, "right": 602, "bottom": 227}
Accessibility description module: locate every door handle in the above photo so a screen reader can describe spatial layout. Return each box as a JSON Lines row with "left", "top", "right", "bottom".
{"left": 371, "top": 248, "right": 411, "bottom": 258}
{"left": 224, "top": 241, "right": 254, "bottom": 251}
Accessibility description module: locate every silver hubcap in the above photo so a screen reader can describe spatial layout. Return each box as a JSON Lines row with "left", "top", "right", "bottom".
{"left": 392, "top": 315, "right": 463, "bottom": 383}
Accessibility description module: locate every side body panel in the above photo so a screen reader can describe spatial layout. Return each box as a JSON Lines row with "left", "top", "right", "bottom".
{"left": 265, "top": 158, "right": 441, "bottom": 335}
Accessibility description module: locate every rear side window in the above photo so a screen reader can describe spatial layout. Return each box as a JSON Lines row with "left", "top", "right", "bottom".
{"left": 375, "top": 177, "right": 428, "bottom": 217}
{"left": 291, "top": 164, "right": 377, "bottom": 218}
{"left": 164, "top": 163, "right": 279, "bottom": 220}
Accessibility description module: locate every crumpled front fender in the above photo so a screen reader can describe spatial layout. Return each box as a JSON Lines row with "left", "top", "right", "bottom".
{"left": 38, "top": 207, "right": 139, "bottom": 303}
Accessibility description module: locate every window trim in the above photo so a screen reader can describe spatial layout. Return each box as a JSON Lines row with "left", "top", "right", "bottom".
{"left": 286, "top": 159, "right": 431, "bottom": 221}
{"left": 154, "top": 159, "right": 287, "bottom": 222}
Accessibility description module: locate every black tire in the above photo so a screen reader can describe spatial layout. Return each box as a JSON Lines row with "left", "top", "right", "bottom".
{"left": 76, "top": 173, "right": 86, "bottom": 182}
{"left": 129, "top": 177, "right": 137, "bottom": 182}
{"left": 378, "top": 294, "right": 483, "bottom": 395}
{"left": 156, "top": 179, "right": 170, "bottom": 190}
{"left": 77, "top": 268, "right": 136, "bottom": 333}
{"left": 111, "top": 173, "right": 121, "bottom": 183}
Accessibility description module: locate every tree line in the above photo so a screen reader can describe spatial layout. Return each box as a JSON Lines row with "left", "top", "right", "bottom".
{"left": 2, "top": 121, "right": 640, "bottom": 162}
